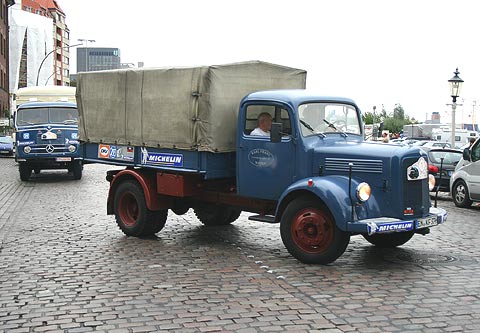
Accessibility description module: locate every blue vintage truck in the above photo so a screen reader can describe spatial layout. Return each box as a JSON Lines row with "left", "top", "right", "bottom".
{"left": 14, "top": 101, "right": 83, "bottom": 180}
{"left": 77, "top": 61, "right": 447, "bottom": 264}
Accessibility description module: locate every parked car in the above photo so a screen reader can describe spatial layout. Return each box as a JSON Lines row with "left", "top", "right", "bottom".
{"left": 419, "top": 141, "right": 452, "bottom": 152}
{"left": 450, "top": 138, "right": 480, "bottom": 207}
{"left": 0, "top": 136, "right": 14, "bottom": 156}
{"left": 427, "top": 148, "right": 463, "bottom": 192}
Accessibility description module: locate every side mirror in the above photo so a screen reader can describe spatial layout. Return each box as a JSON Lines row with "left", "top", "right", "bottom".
{"left": 463, "top": 148, "right": 471, "bottom": 161}
{"left": 270, "top": 122, "right": 282, "bottom": 143}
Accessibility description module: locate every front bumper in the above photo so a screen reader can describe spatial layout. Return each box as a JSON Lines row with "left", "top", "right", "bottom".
{"left": 346, "top": 206, "right": 447, "bottom": 235}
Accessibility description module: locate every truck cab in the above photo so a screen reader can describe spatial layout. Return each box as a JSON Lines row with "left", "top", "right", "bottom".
{"left": 234, "top": 90, "right": 446, "bottom": 263}
{"left": 14, "top": 101, "right": 83, "bottom": 181}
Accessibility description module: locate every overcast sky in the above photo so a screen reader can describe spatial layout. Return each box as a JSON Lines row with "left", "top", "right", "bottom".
{"left": 59, "top": 0, "right": 480, "bottom": 124}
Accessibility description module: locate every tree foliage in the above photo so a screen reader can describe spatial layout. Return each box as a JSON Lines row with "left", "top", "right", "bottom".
{"left": 362, "top": 103, "right": 418, "bottom": 134}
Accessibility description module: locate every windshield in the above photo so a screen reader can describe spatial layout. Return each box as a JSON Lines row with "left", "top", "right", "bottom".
{"left": 0, "top": 136, "right": 13, "bottom": 144}
{"left": 298, "top": 103, "right": 361, "bottom": 136}
{"left": 16, "top": 107, "right": 78, "bottom": 126}
{"left": 428, "top": 151, "right": 462, "bottom": 165}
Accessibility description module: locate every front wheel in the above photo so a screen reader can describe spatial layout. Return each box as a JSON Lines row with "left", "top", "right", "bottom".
{"left": 452, "top": 180, "right": 472, "bottom": 208}
{"left": 72, "top": 161, "right": 83, "bottom": 180}
{"left": 114, "top": 180, "right": 168, "bottom": 236}
{"left": 363, "top": 231, "right": 414, "bottom": 247}
{"left": 19, "top": 163, "right": 31, "bottom": 181}
{"left": 280, "top": 198, "right": 350, "bottom": 264}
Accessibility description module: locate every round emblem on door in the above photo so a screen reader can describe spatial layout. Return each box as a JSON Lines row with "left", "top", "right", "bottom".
{"left": 46, "top": 145, "right": 55, "bottom": 153}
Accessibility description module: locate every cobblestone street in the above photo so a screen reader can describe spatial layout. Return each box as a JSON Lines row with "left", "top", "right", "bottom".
{"left": 1, "top": 156, "right": 480, "bottom": 333}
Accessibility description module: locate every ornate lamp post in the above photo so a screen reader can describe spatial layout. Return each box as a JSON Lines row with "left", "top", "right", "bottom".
{"left": 448, "top": 68, "right": 464, "bottom": 148}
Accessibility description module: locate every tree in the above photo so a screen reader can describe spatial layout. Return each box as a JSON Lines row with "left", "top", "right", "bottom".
{"left": 393, "top": 104, "right": 405, "bottom": 120}
{"left": 362, "top": 112, "right": 374, "bottom": 125}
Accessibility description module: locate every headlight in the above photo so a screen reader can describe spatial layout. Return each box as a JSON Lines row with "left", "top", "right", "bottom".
{"left": 68, "top": 145, "right": 76, "bottom": 153}
{"left": 428, "top": 174, "right": 436, "bottom": 191}
{"left": 356, "top": 182, "right": 371, "bottom": 202}
{"left": 23, "top": 146, "right": 31, "bottom": 154}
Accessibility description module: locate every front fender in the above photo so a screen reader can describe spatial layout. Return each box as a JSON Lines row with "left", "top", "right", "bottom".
{"left": 276, "top": 176, "right": 363, "bottom": 231}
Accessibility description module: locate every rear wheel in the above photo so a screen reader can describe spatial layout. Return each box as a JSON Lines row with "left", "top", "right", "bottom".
{"left": 363, "top": 231, "right": 414, "bottom": 247}
{"left": 19, "top": 163, "right": 31, "bottom": 181}
{"left": 194, "top": 204, "right": 241, "bottom": 225}
{"left": 114, "top": 180, "right": 167, "bottom": 236}
{"left": 452, "top": 180, "right": 472, "bottom": 208}
{"left": 280, "top": 197, "right": 350, "bottom": 264}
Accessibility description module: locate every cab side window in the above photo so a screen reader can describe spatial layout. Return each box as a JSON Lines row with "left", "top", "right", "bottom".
{"left": 471, "top": 142, "right": 480, "bottom": 162}
{"left": 244, "top": 105, "right": 291, "bottom": 135}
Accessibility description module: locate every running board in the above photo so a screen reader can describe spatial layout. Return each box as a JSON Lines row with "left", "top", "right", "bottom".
{"left": 248, "top": 215, "right": 276, "bottom": 223}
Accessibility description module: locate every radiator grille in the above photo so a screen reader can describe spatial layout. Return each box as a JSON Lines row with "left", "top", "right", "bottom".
{"left": 325, "top": 158, "right": 383, "bottom": 174}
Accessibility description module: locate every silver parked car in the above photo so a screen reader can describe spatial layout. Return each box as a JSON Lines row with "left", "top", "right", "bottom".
{"left": 450, "top": 138, "right": 480, "bottom": 207}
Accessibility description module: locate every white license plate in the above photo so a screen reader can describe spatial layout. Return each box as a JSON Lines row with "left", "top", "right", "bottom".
{"left": 416, "top": 216, "right": 438, "bottom": 228}
{"left": 56, "top": 157, "right": 71, "bottom": 162}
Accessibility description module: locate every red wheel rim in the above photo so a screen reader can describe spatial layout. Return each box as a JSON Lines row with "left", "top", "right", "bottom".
{"left": 291, "top": 208, "right": 334, "bottom": 254}
{"left": 118, "top": 191, "right": 139, "bottom": 227}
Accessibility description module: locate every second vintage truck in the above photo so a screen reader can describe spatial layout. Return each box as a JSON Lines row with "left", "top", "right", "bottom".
{"left": 77, "top": 61, "right": 447, "bottom": 264}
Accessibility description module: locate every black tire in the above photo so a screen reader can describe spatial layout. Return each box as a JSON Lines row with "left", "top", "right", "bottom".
{"left": 171, "top": 200, "right": 190, "bottom": 216}
{"left": 452, "top": 180, "right": 473, "bottom": 208}
{"left": 280, "top": 197, "right": 350, "bottom": 264}
{"left": 363, "top": 231, "right": 414, "bottom": 248}
{"left": 72, "top": 161, "right": 83, "bottom": 180}
{"left": 194, "top": 204, "right": 240, "bottom": 225}
{"left": 114, "top": 180, "right": 168, "bottom": 236}
{"left": 19, "top": 163, "right": 31, "bottom": 181}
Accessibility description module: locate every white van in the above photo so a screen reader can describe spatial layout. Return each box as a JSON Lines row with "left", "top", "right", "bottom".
{"left": 450, "top": 137, "right": 480, "bottom": 207}
{"left": 14, "top": 86, "right": 76, "bottom": 108}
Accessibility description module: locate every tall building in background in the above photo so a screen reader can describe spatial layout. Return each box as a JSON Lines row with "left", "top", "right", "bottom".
{"left": 20, "top": 0, "right": 71, "bottom": 86}
{"left": 1, "top": 0, "right": 15, "bottom": 117}
{"left": 77, "top": 47, "right": 120, "bottom": 72}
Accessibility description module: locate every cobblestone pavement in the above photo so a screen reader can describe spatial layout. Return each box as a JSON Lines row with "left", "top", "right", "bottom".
{"left": 1, "top": 156, "right": 480, "bottom": 333}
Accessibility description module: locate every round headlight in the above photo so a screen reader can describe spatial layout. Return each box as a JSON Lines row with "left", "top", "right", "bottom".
{"left": 68, "top": 145, "right": 76, "bottom": 153}
{"left": 428, "top": 174, "right": 436, "bottom": 191}
{"left": 356, "top": 182, "right": 371, "bottom": 202}
{"left": 23, "top": 146, "right": 31, "bottom": 153}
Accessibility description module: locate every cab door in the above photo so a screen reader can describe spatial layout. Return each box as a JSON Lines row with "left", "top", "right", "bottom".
{"left": 237, "top": 103, "right": 296, "bottom": 200}
{"left": 464, "top": 140, "right": 480, "bottom": 200}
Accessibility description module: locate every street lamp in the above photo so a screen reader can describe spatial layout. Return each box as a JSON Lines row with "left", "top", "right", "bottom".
{"left": 36, "top": 42, "right": 83, "bottom": 86}
{"left": 448, "top": 68, "right": 464, "bottom": 148}
{"left": 78, "top": 39, "right": 96, "bottom": 72}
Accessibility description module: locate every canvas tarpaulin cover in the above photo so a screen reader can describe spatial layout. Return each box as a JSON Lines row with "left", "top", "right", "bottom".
{"left": 76, "top": 61, "right": 306, "bottom": 152}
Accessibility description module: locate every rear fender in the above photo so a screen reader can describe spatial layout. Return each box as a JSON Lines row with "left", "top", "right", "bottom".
{"left": 107, "top": 169, "right": 169, "bottom": 214}
{"left": 276, "top": 176, "right": 359, "bottom": 231}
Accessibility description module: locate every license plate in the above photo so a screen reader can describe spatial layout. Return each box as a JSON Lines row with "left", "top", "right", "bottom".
{"left": 56, "top": 157, "right": 71, "bottom": 162}
{"left": 416, "top": 216, "right": 438, "bottom": 229}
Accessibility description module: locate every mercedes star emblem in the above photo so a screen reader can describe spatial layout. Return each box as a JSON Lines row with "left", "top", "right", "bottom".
{"left": 46, "top": 145, "right": 55, "bottom": 153}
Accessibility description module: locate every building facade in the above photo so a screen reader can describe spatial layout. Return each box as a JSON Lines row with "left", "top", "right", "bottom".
{"left": 1, "top": 0, "right": 14, "bottom": 117}
{"left": 21, "top": 0, "right": 71, "bottom": 86}
{"left": 77, "top": 47, "right": 121, "bottom": 72}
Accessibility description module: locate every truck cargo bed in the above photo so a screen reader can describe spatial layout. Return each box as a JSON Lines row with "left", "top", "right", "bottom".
{"left": 82, "top": 142, "right": 235, "bottom": 179}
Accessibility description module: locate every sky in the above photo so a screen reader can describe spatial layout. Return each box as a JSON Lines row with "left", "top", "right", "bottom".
{"left": 59, "top": 0, "right": 480, "bottom": 125}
